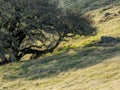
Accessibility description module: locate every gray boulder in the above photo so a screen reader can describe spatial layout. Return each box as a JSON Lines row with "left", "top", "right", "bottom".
{"left": 100, "top": 36, "right": 116, "bottom": 43}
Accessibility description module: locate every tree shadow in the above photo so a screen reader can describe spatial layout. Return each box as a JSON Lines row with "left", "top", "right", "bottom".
{"left": 3, "top": 38, "right": 120, "bottom": 80}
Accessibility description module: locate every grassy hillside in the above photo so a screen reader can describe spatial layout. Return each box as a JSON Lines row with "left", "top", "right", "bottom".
{"left": 0, "top": 0, "right": 120, "bottom": 90}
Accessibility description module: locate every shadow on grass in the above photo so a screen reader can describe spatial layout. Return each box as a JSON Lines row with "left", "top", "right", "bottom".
{"left": 3, "top": 39, "right": 120, "bottom": 81}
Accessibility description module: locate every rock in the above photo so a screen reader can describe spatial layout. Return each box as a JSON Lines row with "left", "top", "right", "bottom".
{"left": 104, "top": 12, "right": 112, "bottom": 17}
{"left": 118, "top": 10, "right": 120, "bottom": 14}
{"left": 100, "top": 36, "right": 116, "bottom": 43}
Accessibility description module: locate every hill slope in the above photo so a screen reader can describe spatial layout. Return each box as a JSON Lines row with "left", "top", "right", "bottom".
{"left": 0, "top": 0, "right": 120, "bottom": 90}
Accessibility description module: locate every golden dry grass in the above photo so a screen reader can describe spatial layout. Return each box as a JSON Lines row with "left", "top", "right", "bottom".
{"left": 0, "top": 0, "right": 120, "bottom": 90}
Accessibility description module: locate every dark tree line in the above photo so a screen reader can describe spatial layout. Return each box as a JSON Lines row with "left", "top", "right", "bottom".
{"left": 0, "top": 0, "right": 96, "bottom": 65}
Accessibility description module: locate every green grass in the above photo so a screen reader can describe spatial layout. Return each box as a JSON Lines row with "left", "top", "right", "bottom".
{"left": 0, "top": 0, "right": 120, "bottom": 90}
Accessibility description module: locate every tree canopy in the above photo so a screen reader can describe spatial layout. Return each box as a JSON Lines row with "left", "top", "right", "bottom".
{"left": 0, "top": 0, "right": 96, "bottom": 65}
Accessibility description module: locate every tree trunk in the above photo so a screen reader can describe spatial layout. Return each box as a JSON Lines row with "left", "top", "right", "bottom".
{"left": 0, "top": 49, "right": 9, "bottom": 65}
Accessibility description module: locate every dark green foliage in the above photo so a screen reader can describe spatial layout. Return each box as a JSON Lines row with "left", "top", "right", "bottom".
{"left": 0, "top": 0, "right": 96, "bottom": 65}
